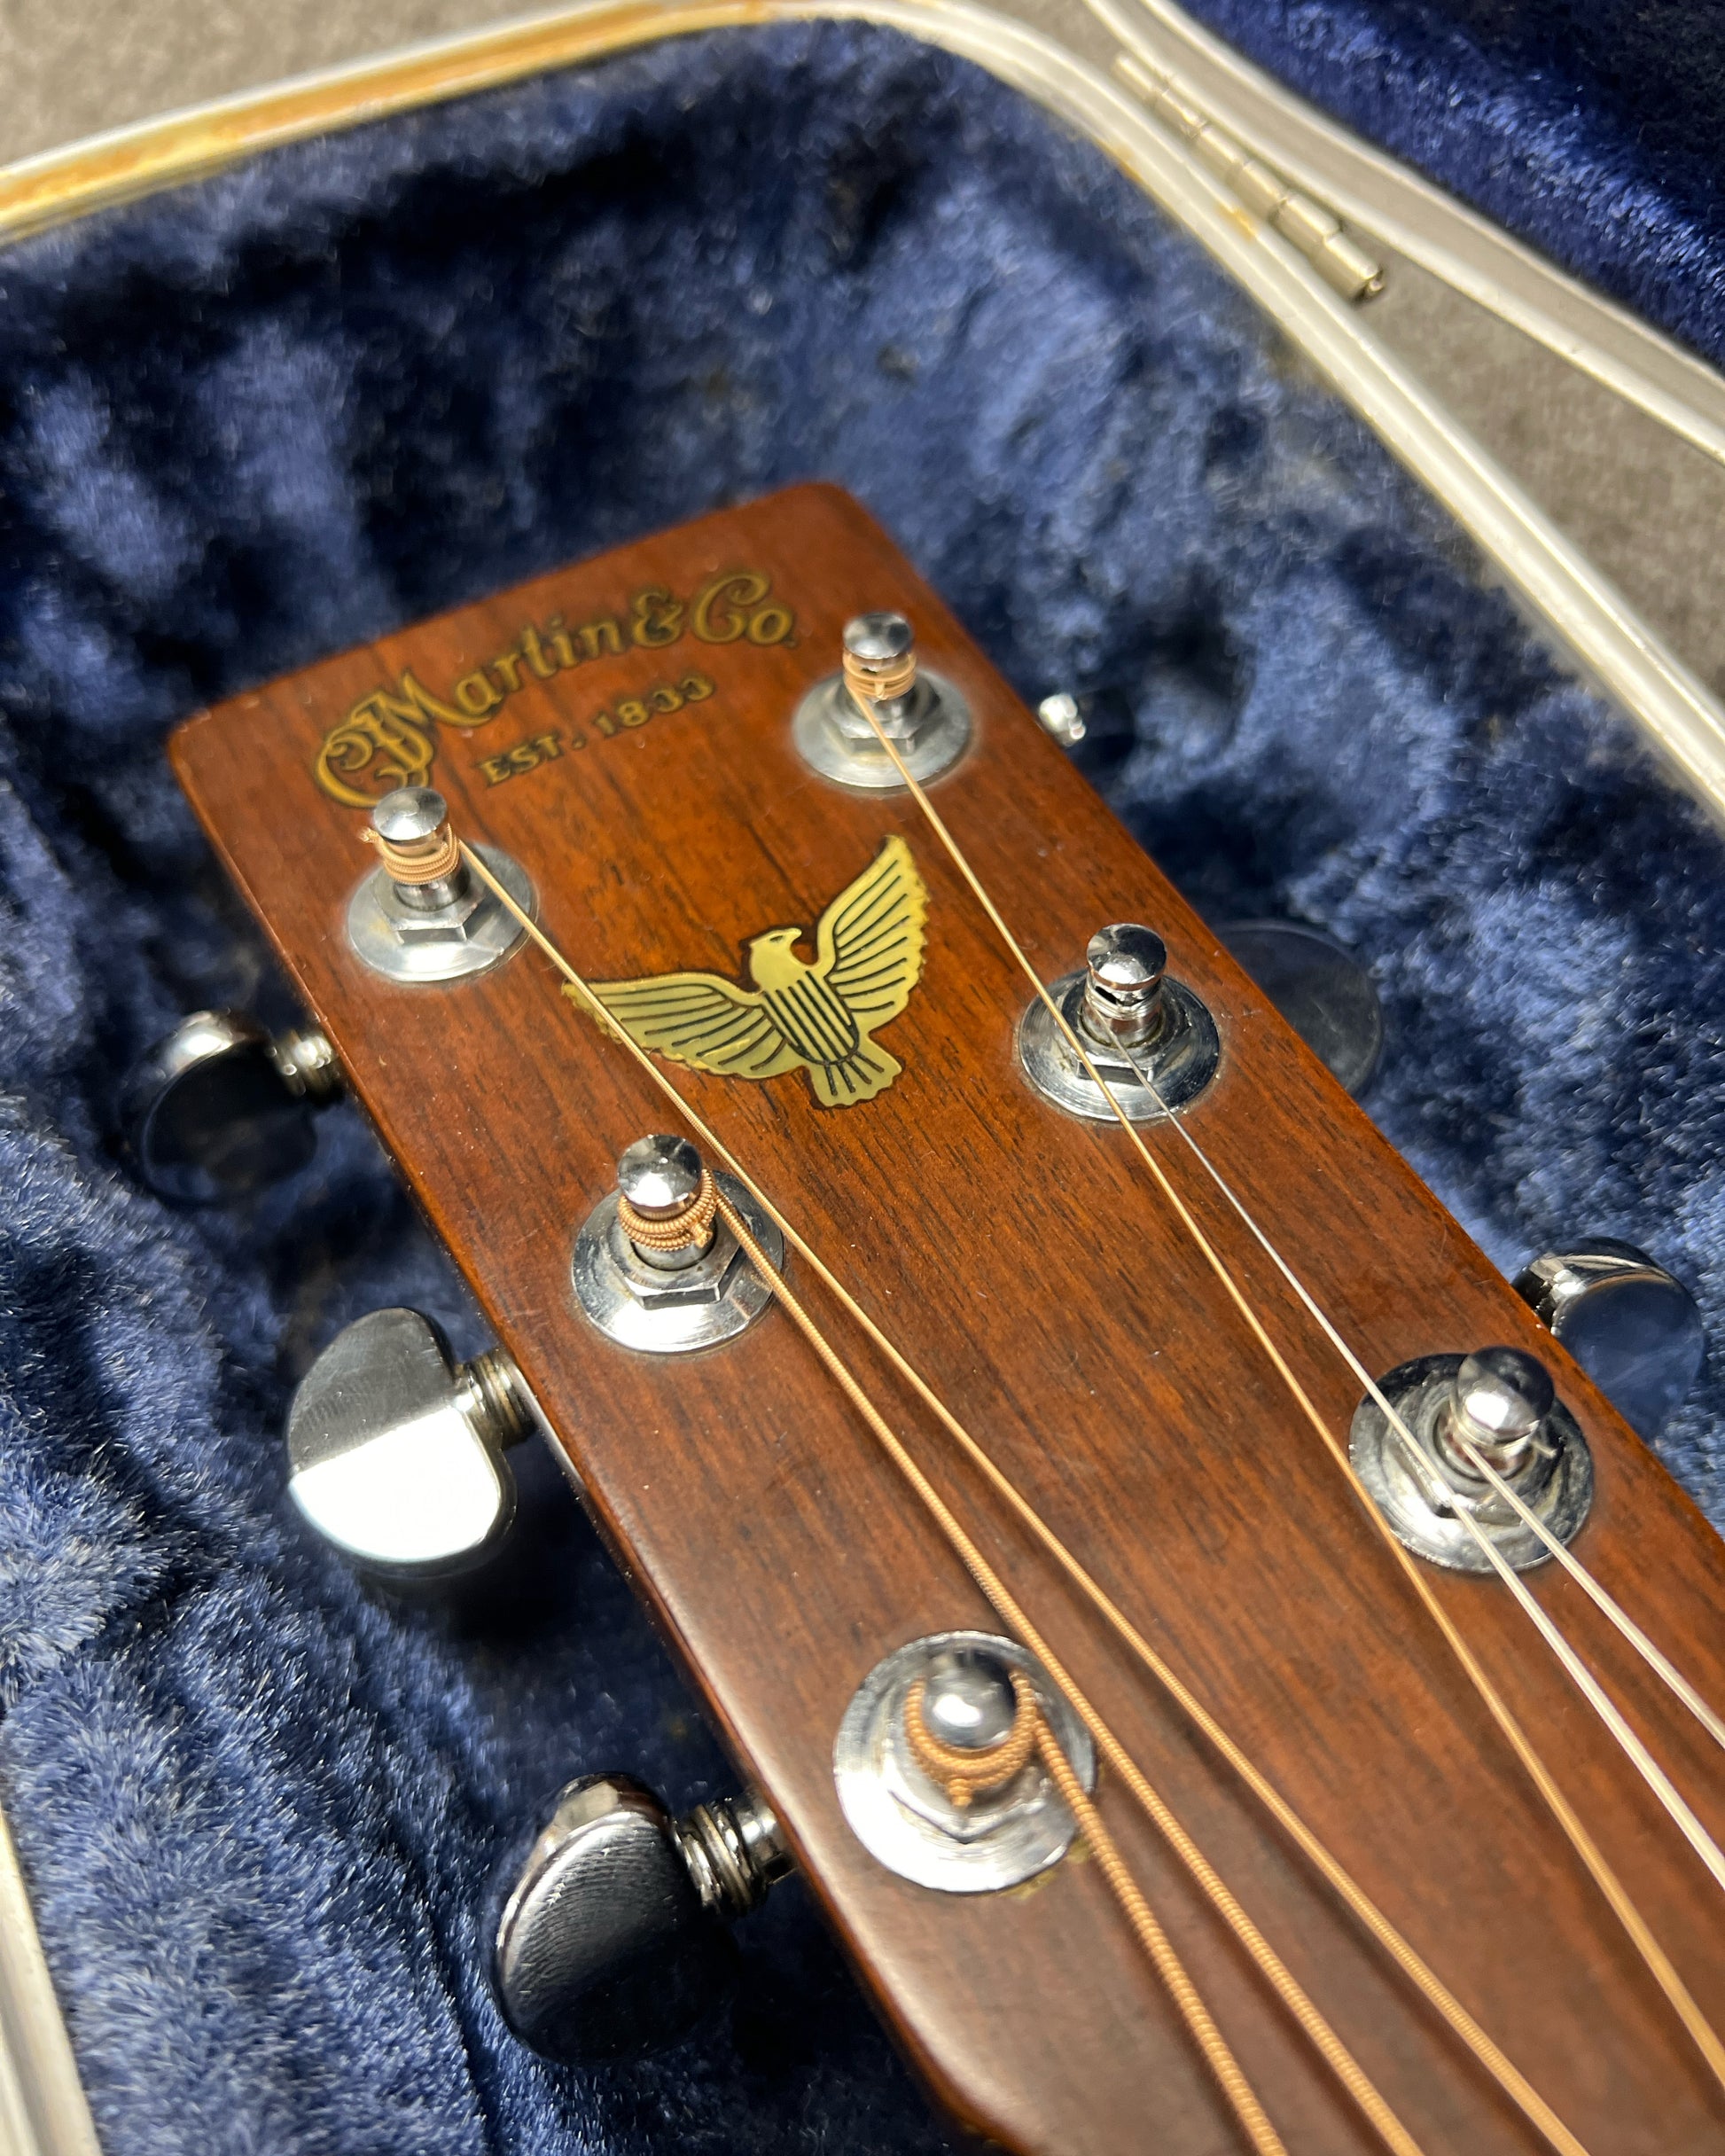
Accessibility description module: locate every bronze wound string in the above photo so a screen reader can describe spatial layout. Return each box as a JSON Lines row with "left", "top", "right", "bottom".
{"left": 706, "top": 1183, "right": 1292, "bottom": 2156}
{"left": 842, "top": 692, "right": 1725, "bottom": 2092}
{"left": 449, "top": 880, "right": 1319, "bottom": 2152}
{"left": 458, "top": 837, "right": 1587, "bottom": 2156}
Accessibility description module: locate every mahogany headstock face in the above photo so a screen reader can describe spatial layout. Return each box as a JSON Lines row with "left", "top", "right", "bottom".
{"left": 172, "top": 485, "right": 1725, "bottom": 2154}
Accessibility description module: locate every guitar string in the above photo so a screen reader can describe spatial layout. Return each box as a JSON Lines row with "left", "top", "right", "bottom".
{"left": 453, "top": 847, "right": 1389, "bottom": 2156}
{"left": 1061, "top": 965, "right": 1725, "bottom": 1859}
{"left": 1414, "top": 1442, "right": 1725, "bottom": 1754}
{"left": 1097, "top": 1030, "right": 1725, "bottom": 1899}
{"left": 458, "top": 837, "right": 1583, "bottom": 2156}
{"left": 1099, "top": 1043, "right": 1724, "bottom": 1905}
{"left": 841, "top": 697, "right": 1725, "bottom": 2091}
{"left": 703, "top": 1182, "right": 1288, "bottom": 2156}
{"left": 444, "top": 849, "right": 1310, "bottom": 2147}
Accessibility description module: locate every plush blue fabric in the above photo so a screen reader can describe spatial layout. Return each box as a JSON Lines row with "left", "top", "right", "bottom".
{"left": 1177, "top": 0, "right": 1725, "bottom": 365}
{"left": 0, "top": 21, "right": 1721, "bottom": 2153}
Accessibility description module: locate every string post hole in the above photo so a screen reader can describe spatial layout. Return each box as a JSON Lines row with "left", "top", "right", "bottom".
{"left": 347, "top": 787, "right": 534, "bottom": 984}
{"left": 615, "top": 1134, "right": 719, "bottom": 1272}
{"left": 1081, "top": 923, "right": 1169, "bottom": 1053}
{"left": 1020, "top": 918, "right": 1220, "bottom": 1123}
{"left": 1350, "top": 1348, "right": 1592, "bottom": 1573}
{"left": 574, "top": 1139, "right": 783, "bottom": 1355}
{"left": 792, "top": 607, "right": 971, "bottom": 790}
{"left": 1439, "top": 1348, "right": 1555, "bottom": 1480}
{"left": 833, "top": 1631, "right": 1092, "bottom": 1891}
{"left": 906, "top": 1651, "right": 1037, "bottom": 1811}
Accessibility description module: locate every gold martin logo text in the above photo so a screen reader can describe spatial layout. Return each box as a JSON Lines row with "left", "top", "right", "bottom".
{"left": 313, "top": 570, "right": 794, "bottom": 805}
{"left": 574, "top": 838, "right": 927, "bottom": 1108}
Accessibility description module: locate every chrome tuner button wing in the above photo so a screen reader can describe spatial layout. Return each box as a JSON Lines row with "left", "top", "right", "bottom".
{"left": 1216, "top": 919, "right": 1385, "bottom": 1098}
{"left": 1514, "top": 1238, "right": 1705, "bottom": 1441}
{"left": 121, "top": 1009, "right": 343, "bottom": 1202}
{"left": 492, "top": 1777, "right": 792, "bottom": 2063}
{"left": 285, "top": 1307, "right": 535, "bottom": 1577}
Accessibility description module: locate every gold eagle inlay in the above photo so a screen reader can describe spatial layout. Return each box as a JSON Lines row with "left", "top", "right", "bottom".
{"left": 572, "top": 836, "right": 927, "bottom": 1107}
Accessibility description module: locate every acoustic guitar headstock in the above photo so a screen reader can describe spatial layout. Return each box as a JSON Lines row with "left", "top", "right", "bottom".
{"left": 166, "top": 484, "right": 1725, "bottom": 2154}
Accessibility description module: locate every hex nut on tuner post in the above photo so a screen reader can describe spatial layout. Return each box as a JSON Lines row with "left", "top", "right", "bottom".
{"left": 1019, "top": 922, "right": 1220, "bottom": 1121}
{"left": 121, "top": 1009, "right": 344, "bottom": 1203}
{"left": 347, "top": 785, "right": 535, "bottom": 984}
{"left": 286, "top": 1307, "right": 537, "bottom": 1576}
{"left": 573, "top": 1136, "right": 784, "bottom": 1354}
{"left": 834, "top": 1632, "right": 1094, "bottom": 1892}
{"left": 1349, "top": 1345, "right": 1593, "bottom": 1573}
{"left": 492, "top": 1776, "right": 792, "bottom": 2062}
{"left": 792, "top": 611, "right": 972, "bottom": 790}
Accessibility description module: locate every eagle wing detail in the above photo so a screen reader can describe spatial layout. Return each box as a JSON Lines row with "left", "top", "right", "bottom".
{"left": 814, "top": 834, "right": 927, "bottom": 1028}
{"left": 572, "top": 973, "right": 802, "bottom": 1081}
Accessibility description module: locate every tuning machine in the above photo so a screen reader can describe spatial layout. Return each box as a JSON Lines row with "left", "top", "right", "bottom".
{"left": 1019, "top": 922, "right": 1221, "bottom": 1121}
{"left": 1514, "top": 1238, "right": 1705, "bottom": 1441}
{"left": 834, "top": 1633, "right": 1093, "bottom": 1892}
{"left": 792, "top": 612, "right": 972, "bottom": 789}
{"left": 122, "top": 1009, "right": 344, "bottom": 1202}
{"left": 492, "top": 1775, "right": 792, "bottom": 2061}
{"left": 574, "top": 1136, "right": 784, "bottom": 1354}
{"left": 1350, "top": 1345, "right": 1593, "bottom": 1572}
{"left": 286, "top": 1307, "right": 538, "bottom": 1577}
{"left": 347, "top": 786, "right": 535, "bottom": 983}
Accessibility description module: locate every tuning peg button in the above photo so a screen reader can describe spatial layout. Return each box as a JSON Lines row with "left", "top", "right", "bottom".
{"left": 286, "top": 1307, "right": 535, "bottom": 1576}
{"left": 122, "top": 1010, "right": 343, "bottom": 1202}
{"left": 493, "top": 1777, "right": 792, "bottom": 2062}
{"left": 1514, "top": 1238, "right": 1705, "bottom": 1440}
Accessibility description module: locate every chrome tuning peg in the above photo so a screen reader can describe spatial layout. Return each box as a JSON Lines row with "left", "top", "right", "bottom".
{"left": 792, "top": 610, "right": 972, "bottom": 789}
{"left": 1513, "top": 1238, "right": 1705, "bottom": 1441}
{"left": 1216, "top": 919, "right": 1385, "bottom": 1098}
{"left": 286, "top": 1308, "right": 535, "bottom": 1577}
{"left": 122, "top": 1010, "right": 343, "bottom": 1202}
{"left": 492, "top": 1775, "right": 792, "bottom": 2063}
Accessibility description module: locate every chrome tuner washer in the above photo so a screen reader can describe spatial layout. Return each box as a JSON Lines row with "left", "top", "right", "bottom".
{"left": 1019, "top": 922, "right": 1220, "bottom": 1121}
{"left": 574, "top": 1136, "right": 783, "bottom": 1354}
{"left": 834, "top": 1631, "right": 1093, "bottom": 1892}
{"left": 793, "top": 612, "right": 971, "bottom": 791}
{"left": 347, "top": 786, "right": 534, "bottom": 984}
{"left": 1350, "top": 1346, "right": 1593, "bottom": 1573}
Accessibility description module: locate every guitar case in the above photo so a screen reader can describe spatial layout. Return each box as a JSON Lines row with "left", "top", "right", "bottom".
{"left": 0, "top": 16, "right": 1720, "bottom": 2152}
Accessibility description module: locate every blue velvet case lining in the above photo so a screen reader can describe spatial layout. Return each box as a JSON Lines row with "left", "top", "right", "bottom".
{"left": 0, "top": 23, "right": 1721, "bottom": 2153}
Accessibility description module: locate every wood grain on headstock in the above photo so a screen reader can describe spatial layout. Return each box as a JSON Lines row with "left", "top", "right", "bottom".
{"left": 172, "top": 485, "right": 1725, "bottom": 2156}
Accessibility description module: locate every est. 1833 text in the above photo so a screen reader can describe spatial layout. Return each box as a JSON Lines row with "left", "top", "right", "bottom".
{"left": 476, "top": 671, "right": 715, "bottom": 785}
